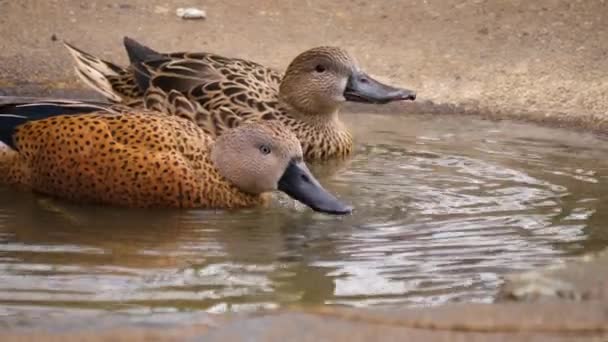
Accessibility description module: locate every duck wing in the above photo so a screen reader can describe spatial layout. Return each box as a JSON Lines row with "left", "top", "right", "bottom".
{"left": 136, "top": 50, "right": 284, "bottom": 137}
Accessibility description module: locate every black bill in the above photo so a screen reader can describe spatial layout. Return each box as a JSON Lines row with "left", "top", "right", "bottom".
{"left": 278, "top": 160, "right": 352, "bottom": 215}
{"left": 344, "top": 71, "right": 416, "bottom": 104}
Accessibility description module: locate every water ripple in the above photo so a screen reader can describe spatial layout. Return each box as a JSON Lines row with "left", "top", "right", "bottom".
{"left": 0, "top": 114, "right": 607, "bottom": 325}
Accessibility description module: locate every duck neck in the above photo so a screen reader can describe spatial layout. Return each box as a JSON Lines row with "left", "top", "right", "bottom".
{"left": 202, "top": 151, "right": 268, "bottom": 209}
{"left": 276, "top": 99, "right": 353, "bottom": 160}
{"left": 277, "top": 96, "right": 341, "bottom": 126}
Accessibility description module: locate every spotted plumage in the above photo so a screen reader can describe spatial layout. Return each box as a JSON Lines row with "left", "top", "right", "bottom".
{"left": 65, "top": 38, "right": 416, "bottom": 161}
{"left": 0, "top": 99, "right": 351, "bottom": 214}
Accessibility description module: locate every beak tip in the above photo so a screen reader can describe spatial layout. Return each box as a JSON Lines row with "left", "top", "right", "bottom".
{"left": 399, "top": 90, "right": 416, "bottom": 101}
{"left": 319, "top": 203, "right": 353, "bottom": 215}
{"left": 338, "top": 204, "right": 354, "bottom": 215}
{"left": 278, "top": 161, "right": 353, "bottom": 216}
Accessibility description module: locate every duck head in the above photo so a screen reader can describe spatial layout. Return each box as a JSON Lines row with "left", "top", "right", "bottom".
{"left": 279, "top": 46, "right": 416, "bottom": 116}
{"left": 210, "top": 122, "right": 352, "bottom": 215}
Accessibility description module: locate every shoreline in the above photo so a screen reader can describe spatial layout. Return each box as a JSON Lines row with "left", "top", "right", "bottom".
{"left": 3, "top": 84, "right": 608, "bottom": 137}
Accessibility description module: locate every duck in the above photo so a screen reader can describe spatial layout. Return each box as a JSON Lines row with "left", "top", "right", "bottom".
{"left": 0, "top": 98, "right": 352, "bottom": 214}
{"left": 64, "top": 37, "right": 416, "bottom": 161}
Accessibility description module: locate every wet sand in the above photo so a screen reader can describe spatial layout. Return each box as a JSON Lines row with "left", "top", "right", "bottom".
{"left": 1, "top": 0, "right": 607, "bottom": 130}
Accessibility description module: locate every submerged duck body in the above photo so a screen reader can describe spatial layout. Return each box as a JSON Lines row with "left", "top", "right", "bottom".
{"left": 0, "top": 99, "right": 351, "bottom": 214}
{"left": 65, "top": 38, "right": 416, "bottom": 160}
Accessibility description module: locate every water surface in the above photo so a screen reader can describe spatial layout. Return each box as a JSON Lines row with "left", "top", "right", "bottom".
{"left": 1, "top": 113, "right": 608, "bottom": 327}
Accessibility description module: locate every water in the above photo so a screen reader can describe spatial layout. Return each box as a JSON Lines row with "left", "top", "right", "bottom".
{"left": 1, "top": 113, "right": 608, "bottom": 328}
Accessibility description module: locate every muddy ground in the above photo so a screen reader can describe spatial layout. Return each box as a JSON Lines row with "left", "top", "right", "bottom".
{"left": 1, "top": 0, "right": 608, "bottom": 130}
{"left": 1, "top": 0, "right": 608, "bottom": 340}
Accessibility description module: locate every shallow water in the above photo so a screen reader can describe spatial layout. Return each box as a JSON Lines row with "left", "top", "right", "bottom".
{"left": 1, "top": 113, "right": 608, "bottom": 328}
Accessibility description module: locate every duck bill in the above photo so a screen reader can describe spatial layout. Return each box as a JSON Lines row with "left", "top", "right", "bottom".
{"left": 278, "top": 161, "right": 352, "bottom": 215}
{"left": 344, "top": 71, "right": 416, "bottom": 104}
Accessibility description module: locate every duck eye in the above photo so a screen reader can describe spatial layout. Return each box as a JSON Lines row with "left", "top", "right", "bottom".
{"left": 315, "top": 64, "right": 326, "bottom": 73}
{"left": 259, "top": 144, "right": 271, "bottom": 155}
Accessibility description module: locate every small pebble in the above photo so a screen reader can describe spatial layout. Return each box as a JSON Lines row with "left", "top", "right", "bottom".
{"left": 51, "top": 34, "right": 58, "bottom": 42}
{"left": 176, "top": 7, "right": 207, "bottom": 20}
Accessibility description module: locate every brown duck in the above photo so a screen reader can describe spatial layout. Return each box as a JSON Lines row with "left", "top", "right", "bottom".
{"left": 65, "top": 38, "right": 416, "bottom": 161}
{"left": 0, "top": 98, "right": 351, "bottom": 214}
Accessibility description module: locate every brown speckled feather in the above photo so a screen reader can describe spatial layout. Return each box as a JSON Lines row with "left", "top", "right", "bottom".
{"left": 141, "top": 51, "right": 283, "bottom": 137}
{"left": 64, "top": 42, "right": 144, "bottom": 106}
{"left": 3, "top": 110, "right": 266, "bottom": 209}
{"left": 65, "top": 40, "right": 354, "bottom": 161}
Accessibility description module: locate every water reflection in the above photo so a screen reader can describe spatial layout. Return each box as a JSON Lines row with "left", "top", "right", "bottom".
{"left": 0, "top": 113, "right": 607, "bottom": 326}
